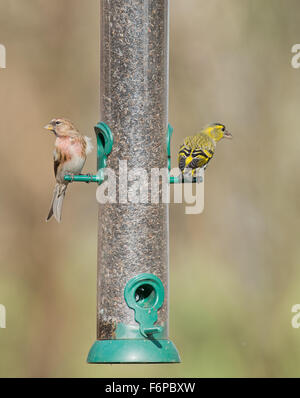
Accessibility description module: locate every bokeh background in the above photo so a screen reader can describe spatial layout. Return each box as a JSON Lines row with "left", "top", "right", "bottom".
{"left": 1, "top": 0, "right": 300, "bottom": 377}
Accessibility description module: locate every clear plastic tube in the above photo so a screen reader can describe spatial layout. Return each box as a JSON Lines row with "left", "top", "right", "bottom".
{"left": 97, "top": 0, "right": 169, "bottom": 340}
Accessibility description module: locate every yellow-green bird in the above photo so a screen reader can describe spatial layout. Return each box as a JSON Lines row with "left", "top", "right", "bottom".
{"left": 178, "top": 123, "right": 232, "bottom": 176}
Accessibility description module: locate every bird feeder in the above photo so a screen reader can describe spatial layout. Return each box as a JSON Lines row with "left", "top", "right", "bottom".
{"left": 64, "top": 0, "right": 202, "bottom": 364}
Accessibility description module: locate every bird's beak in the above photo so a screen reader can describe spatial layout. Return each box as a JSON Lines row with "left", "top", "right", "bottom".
{"left": 44, "top": 123, "right": 54, "bottom": 132}
{"left": 224, "top": 129, "right": 232, "bottom": 139}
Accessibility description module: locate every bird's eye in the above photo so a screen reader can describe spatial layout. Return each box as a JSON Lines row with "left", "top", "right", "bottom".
{"left": 221, "top": 126, "right": 225, "bottom": 132}
{"left": 56, "top": 121, "right": 61, "bottom": 125}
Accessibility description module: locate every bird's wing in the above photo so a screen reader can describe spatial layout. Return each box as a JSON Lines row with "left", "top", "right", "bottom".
{"left": 53, "top": 148, "right": 61, "bottom": 178}
{"left": 178, "top": 133, "right": 215, "bottom": 171}
{"left": 178, "top": 136, "right": 193, "bottom": 171}
{"left": 189, "top": 134, "right": 215, "bottom": 169}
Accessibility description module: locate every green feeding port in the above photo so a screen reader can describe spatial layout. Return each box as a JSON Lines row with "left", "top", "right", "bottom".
{"left": 124, "top": 273, "right": 164, "bottom": 338}
{"left": 64, "top": 122, "right": 113, "bottom": 185}
{"left": 135, "top": 284, "right": 157, "bottom": 309}
{"left": 95, "top": 122, "right": 114, "bottom": 172}
{"left": 87, "top": 273, "right": 180, "bottom": 364}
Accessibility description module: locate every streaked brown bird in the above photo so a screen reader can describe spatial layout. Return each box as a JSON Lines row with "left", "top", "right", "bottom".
{"left": 44, "top": 118, "right": 93, "bottom": 223}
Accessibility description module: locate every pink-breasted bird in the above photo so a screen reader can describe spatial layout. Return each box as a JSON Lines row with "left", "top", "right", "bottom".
{"left": 44, "top": 118, "right": 93, "bottom": 223}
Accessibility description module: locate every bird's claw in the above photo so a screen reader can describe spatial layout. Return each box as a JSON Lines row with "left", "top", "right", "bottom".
{"left": 65, "top": 173, "right": 75, "bottom": 182}
{"left": 85, "top": 173, "right": 92, "bottom": 184}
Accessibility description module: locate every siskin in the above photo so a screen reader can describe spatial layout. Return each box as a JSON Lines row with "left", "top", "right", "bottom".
{"left": 178, "top": 123, "right": 232, "bottom": 176}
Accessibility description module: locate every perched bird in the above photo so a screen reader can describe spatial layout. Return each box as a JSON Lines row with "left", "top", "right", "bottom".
{"left": 178, "top": 123, "right": 232, "bottom": 176}
{"left": 44, "top": 118, "right": 93, "bottom": 223}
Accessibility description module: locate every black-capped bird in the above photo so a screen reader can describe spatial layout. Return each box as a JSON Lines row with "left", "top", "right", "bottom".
{"left": 178, "top": 123, "right": 232, "bottom": 176}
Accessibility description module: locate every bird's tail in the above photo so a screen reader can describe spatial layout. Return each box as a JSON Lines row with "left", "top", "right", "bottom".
{"left": 46, "top": 183, "right": 68, "bottom": 223}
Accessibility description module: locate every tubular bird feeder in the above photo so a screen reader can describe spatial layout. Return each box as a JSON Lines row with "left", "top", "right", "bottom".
{"left": 64, "top": 0, "right": 202, "bottom": 364}
{"left": 91, "top": 0, "right": 180, "bottom": 363}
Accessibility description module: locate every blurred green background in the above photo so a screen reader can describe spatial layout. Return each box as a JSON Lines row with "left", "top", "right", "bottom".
{"left": 1, "top": 0, "right": 300, "bottom": 377}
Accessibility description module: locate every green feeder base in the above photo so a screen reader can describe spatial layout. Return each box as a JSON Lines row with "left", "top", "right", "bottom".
{"left": 87, "top": 339, "right": 181, "bottom": 364}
